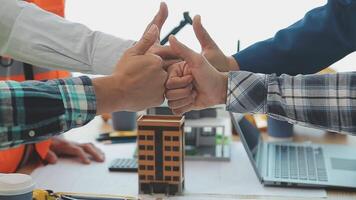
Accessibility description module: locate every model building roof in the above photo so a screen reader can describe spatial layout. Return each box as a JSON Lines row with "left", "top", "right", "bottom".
{"left": 137, "top": 115, "right": 185, "bottom": 127}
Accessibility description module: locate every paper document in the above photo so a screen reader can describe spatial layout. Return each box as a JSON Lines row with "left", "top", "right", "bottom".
{"left": 31, "top": 142, "right": 326, "bottom": 198}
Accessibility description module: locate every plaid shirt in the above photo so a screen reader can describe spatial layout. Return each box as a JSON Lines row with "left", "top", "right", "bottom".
{"left": 226, "top": 71, "right": 356, "bottom": 134}
{"left": 0, "top": 76, "right": 96, "bottom": 149}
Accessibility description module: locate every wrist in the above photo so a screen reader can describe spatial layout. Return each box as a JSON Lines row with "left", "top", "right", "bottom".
{"left": 92, "top": 75, "right": 123, "bottom": 114}
{"left": 217, "top": 72, "right": 228, "bottom": 105}
{"left": 227, "top": 56, "right": 239, "bottom": 71}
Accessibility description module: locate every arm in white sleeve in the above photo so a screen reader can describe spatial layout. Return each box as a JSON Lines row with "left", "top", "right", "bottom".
{"left": 0, "top": 0, "right": 134, "bottom": 75}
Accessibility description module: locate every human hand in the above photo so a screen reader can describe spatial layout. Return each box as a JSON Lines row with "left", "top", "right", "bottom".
{"left": 143, "top": 2, "right": 168, "bottom": 41}
{"left": 165, "top": 62, "right": 194, "bottom": 111}
{"left": 44, "top": 137, "right": 105, "bottom": 164}
{"left": 93, "top": 24, "right": 168, "bottom": 113}
{"left": 165, "top": 36, "right": 228, "bottom": 115}
{"left": 143, "top": 2, "right": 181, "bottom": 69}
{"left": 192, "top": 15, "right": 238, "bottom": 72}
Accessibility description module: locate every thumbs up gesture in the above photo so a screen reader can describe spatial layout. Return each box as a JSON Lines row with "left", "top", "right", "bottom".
{"left": 165, "top": 36, "right": 228, "bottom": 115}
{"left": 193, "top": 15, "right": 239, "bottom": 72}
{"left": 94, "top": 25, "right": 168, "bottom": 113}
{"left": 114, "top": 25, "right": 168, "bottom": 111}
{"left": 93, "top": 3, "right": 176, "bottom": 114}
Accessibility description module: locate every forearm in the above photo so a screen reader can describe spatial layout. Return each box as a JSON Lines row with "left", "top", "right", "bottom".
{"left": 0, "top": 76, "right": 96, "bottom": 149}
{"left": 226, "top": 71, "right": 356, "bottom": 134}
{"left": 0, "top": 0, "right": 134, "bottom": 75}
{"left": 92, "top": 76, "right": 124, "bottom": 114}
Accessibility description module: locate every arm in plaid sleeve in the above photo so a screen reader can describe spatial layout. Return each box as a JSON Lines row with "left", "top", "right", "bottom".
{"left": 0, "top": 76, "right": 96, "bottom": 149}
{"left": 226, "top": 71, "right": 356, "bottom": 134}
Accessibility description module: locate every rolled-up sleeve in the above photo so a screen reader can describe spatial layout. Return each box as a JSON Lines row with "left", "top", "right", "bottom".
{"left": 0, "top": 0, "right": 134, "bottom": 75}
{"left": 0, "top": 76, "right": 96, "bottom": 150}
{"left": 227, "top": 71, "right": 356, "bottom": 135}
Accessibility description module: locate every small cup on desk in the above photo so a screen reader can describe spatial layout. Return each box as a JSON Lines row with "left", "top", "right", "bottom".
{"left": 111, "top": 111, "right": 137, "bottom": 131}
{"left": 267, "top": 117, "right": 294, "bottom": 141}
{"left": 0, "top": 173, "right": 35, "bottom": 200}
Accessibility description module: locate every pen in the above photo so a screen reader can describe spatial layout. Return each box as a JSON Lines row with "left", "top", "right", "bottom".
{"left": 102, "top": 138, "right": 136, "bottom": 144}
{"left": 97, "top": 136, "right": 136, "bottom": 141}
{"left": 61, "top": 195, "right": 78, "bottom": 200}
{"left": 100, "top": 131, "right": 137, "bottom": 137}
{"left": 61, "top": 194, "right": 133, "bottom": 200}
{"left": 97, "top": 131, "right": 137, "bottom": 142}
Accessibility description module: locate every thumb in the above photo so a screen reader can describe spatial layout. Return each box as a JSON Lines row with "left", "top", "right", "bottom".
{"left": 44, "top": 150, "right": 58, "bottom": 164}
{"left": 144, "top": 2, "right": 168, "bottom": 36}
{"left": 169, "top": 35, "right": 199, "bottom": 66}
{"left": 130, "top": 24, "right": 159, "bottom": 55}
{"left": 193, "top": 15, "right": 217, "bottom": 49}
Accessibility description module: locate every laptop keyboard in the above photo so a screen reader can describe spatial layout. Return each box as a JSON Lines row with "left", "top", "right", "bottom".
{"left": 274, "top": 145, "right": 328, "bottom": 182}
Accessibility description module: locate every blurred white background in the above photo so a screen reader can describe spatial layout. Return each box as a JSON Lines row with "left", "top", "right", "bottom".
{"left": 66, "top": 0, "right": 356, "bottom": 73}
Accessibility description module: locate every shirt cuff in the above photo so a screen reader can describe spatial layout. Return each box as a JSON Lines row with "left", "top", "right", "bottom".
{"left": 226, "top": 71, "right": 268, "bottom": 114}
{"left": 232, "top": 46, "right": 275, "bottom": 74}
{"left": 59, "top": 76, "right": 96, "bottom": 130}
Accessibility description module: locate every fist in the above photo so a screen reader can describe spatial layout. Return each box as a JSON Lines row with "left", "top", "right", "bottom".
{"left": 165, "top": 36, "right": 228, "bottom": 115}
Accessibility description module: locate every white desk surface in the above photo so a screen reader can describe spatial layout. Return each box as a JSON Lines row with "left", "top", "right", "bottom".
{"left": 26, "top": 117, "right": 356, "bottom": 200}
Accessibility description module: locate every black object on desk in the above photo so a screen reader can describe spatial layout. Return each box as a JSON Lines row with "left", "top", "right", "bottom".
{"left": 108, "top": 158, "right": 138, "bottom": 172}
{"left": 101, "top": 138, "right": 136, "bottom": 144}
{"left": 96, "top": 131, "right": 137, "bottom": 144}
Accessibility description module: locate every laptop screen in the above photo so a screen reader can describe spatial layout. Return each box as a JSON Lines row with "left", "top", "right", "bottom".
{"left": 230, "top": 112, "right": 263, "bottom": 180}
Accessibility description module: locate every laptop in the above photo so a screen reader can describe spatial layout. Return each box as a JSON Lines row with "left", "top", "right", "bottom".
{"left": 230, "top": 112, "right": 356, "bottom": 189}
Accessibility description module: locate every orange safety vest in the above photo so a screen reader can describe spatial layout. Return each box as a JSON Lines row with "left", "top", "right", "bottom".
{"left": 0, "top": 0, "right": 69, "bottom": 173}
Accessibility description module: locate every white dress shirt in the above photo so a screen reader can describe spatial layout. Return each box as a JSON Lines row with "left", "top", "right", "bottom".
{"left": 0, "top": 0, "right": 135, "bottom": 75}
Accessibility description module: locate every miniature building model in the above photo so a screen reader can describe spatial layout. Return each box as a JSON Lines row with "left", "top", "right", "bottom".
{"left": 186, "top": 127, "right": 217, "bottom": 147}
{"left": 137, "top": 115, "right": 185, "bottom": 195}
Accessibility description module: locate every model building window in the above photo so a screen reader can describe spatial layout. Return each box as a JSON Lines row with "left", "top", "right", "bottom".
{"left": 164, "top": 136, "right": 171, "bottom": 141}
{"left": 173, "top": 176, "right": 180, "bottom": 181}
{"left": 173, "top": 146, "right": 179, "bottom": 151}
{"left": 139, "top": 165, "right": 146, "bottom": 170}
{"left": 165, "top": 166, "right": 171, "bottom": 171}
{"left": 147, "top": 135, "right": 153, "bottom": 140}
{"left": 165, "top": 156, "right": 171, "bottom": 161}
{"left": 173, "top": 156, "right": 179, "bottom": 161}
{"left": 172, "top": 136, "right": 179, "bottom": 141}
{"left": 139, "top": 145, "right": 145, "bottom": 150}
{"left": 173, "top": 166, "right": 179, "bottom": 171}
{"left": 165, "top": 176, "right": 171, "bottom": 181}
{"left": 147, "top": 155, "right": 154, "bottom": 160}
{"left": 139, "top": 135, "right": 145, "bottom": 140}
{"left": 147, "top": 145, "right": 154, "bottom": 151}
{"left": 165, "top": 146, "right": 171, "bottom": 151}
{"left": 148, "top": 175, "right": 154, "bottom": 180}
{"left": 147, "top": 165, "right": 154, "bottom": 170}
{"left": 139, "top": 175, "right": 145, "bottom": 180}
{"left": 139, "top": 155, "right": 146, "bottom": 160}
